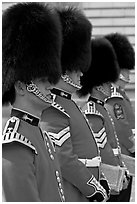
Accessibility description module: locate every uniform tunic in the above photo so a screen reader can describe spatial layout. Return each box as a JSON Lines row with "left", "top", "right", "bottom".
{"left": 105, "top": 84, "right": 134, "bottom": 156}
{"left": 82, "top": 100, "right": 119, "bottom": 166}
{"left": 117, "top": 87, "right": 135, "bottom": 132}
{"left": 2, "top": 108, "right": 65, "bottom": 202}
{"left": 85, "top": 96, "right": 132, "bottom": 202}
{"left": 41, "top": 89, "right": 107, "bottom": 202}
{"left": 87, "top": 97, "right": 124, "bottom": 167}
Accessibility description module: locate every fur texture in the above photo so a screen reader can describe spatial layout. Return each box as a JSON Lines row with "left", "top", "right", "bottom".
{"left": 79, "top": 37, "right": 120, "bottom": 96}
{"left": 57, "top": 7, "right": 92, "bottom": 74}
{"left": 105, "top": 33, "right": 135, "bottom": 70}
{"left": 3, "top": 2, "right": 62, "bottom": 104}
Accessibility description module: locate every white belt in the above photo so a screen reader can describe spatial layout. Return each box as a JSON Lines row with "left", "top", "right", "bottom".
{"left": 113, "top": 148, "right": 119, "bottom": 156}
{"left": 78, "top": 156, "right": 101, "bottom": 167}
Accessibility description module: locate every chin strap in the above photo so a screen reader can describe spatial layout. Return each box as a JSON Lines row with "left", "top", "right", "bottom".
{"left": 61, "top": 74, "right": 82, "bottom": 89}
{"left": 119, "top": 74, "right": 130, "bottom": 83}
{"left": 26, "top": 81, "right": 53, "bottom": 104}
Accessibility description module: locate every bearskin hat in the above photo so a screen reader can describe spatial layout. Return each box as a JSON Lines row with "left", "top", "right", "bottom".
{"left": 79, "top": 37, "right": 119, "bottom": 96}
{"left": 105, "top": 33, "right": 135, "bottom": 70}
{"left": 3, "top": 2, "right": 62, "bottom": 105}
{"left": 56, "top": 7, "right": 92, "bottom": 74}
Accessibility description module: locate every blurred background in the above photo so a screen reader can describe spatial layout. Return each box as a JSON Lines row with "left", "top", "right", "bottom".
{"left": 2, "top": 2, "right": 135, "bottom": 120}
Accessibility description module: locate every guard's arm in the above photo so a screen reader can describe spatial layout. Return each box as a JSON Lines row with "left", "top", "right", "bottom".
{"left": 2, "top": 142, "right": 40, "bottom": 202}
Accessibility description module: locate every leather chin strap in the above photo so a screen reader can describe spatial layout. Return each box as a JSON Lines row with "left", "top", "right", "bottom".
{"left": 119, "top": 74, "right": 130, "bottom": 83}
{"left": 61, "top": 74, "right": 82, "bottom": 89}
{"left": 26, "top": 81, "right": 53, "bottom": 104}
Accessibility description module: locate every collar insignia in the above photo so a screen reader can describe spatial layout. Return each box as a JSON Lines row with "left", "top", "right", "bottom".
{"left": 89, "top": 96, "right": 104, "bottom": 106}
{"left": 51, "top": 88, "right": 71, "bottom": 100}
{"left": 22, "top": 114, "right": 33, "bottom": 123}
{"left": 11, "top": 109, "right": 39, "bottom": 126}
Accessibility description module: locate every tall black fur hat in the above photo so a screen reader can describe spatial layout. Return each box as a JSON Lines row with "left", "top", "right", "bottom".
{"left": 3, "top": 2, "right": 62, "bottom": 104}
{"left": 79, "top": 37, "right": 119, "bottom": 96}
{"left": 56, "top": 7, "right": 92, "bottom": 74}
{"left": 105, "top": 33, "right": 135, "bottom": 70}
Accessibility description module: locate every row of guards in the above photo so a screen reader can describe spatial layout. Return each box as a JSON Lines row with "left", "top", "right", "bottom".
{"left": 2, "top": 2, "right": 135, "bottom": 202}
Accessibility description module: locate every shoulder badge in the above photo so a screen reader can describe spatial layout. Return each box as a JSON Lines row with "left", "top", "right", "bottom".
{"left": 52, "top": 102, "right": 70, "bottom": 118}
{"left": 109, "top": 85, "right": 123, "bottom": 99}
{"left": 2, "top": 116, "right": 37, "bottom": 154}
{"left": 3, "top": 116, "right": 20, "bottom": 135}
{"left": 114, "top": 103, "right": 125, "bottom": 120}
{"left": 84, "top": 102, "right": 103, "bottom": 118}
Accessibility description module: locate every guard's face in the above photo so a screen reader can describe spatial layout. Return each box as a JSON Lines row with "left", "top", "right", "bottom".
{"left": 117, "top": 69, "right": 130, "bottom": 89}
{"left": 27, "top": 78, "right": 54, "bottom": 108}
{"left": 67, "top": 70, "right": 83, "bottom": 87}
{"left": 34, "top": 78, "right": 53, "bottom": 98}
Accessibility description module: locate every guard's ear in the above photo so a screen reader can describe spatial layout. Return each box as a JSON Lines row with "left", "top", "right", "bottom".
{"left": 14, "top": 81, "right": 26, "bottom": 95}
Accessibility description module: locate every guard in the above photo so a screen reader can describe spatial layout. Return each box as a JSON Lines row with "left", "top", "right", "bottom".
{"left": 41, "top": 7, "right": 110, "bottom": 202}
{"left": 2, "top": 3, "right": 65, "bottom": 202}
{"left": 105, "top": 33, "right": 135, "bottom": 157}
{"left": 78, "top": 37, "right": 131, "bottom": 201}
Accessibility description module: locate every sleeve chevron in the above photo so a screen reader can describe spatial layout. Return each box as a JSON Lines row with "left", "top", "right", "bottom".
{"left": 48, "top": 126, "right": 70, "bottom": 146}
{"left": 93, "top": 127, "right": 107, "bottom": 149}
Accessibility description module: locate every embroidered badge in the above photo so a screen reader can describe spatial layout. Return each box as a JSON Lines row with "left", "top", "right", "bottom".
{"left": 2, "top": 116, "right": 37, "bottom": 154}
{"left": 114, "top": 103, "right": 124, "bottom": 120}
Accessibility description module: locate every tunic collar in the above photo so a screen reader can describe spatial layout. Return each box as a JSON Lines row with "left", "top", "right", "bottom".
{"left": 11, "top": 108, "right": 40, "bottom": 126}
{"left": 88, "top": 96, "right": 104, "bottom": 106}
{"left": 51, "top": 88, "right": 72, "bottom": 100}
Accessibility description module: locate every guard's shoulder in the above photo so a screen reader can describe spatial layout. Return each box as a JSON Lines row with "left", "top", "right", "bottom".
{"left": 106, "top": 86, "right": 123, "bottom": 101}
{"left": 52, "top": 102, "right": 70, "bottom": 118}
{"left": 2, "top": 116, "right": 37, "bottom": 154}
{"left": 83, "top": 101, "right": 103, "bottom": 119}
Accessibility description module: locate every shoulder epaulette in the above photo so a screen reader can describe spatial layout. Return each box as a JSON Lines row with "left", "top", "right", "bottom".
{"left": 52, "top": 102, "right": 70, "bottom": 118}
{"left": 83, "top": 102, "right": 103, "bottom": 118}
{"left": 2, "top": 116, "right": 37, "bottom": 154}
{"left": 107, "top": 86, "right": 123, "bottom": 100}
{"left": 3, "top": 116, "right": 20, "bottom": 135}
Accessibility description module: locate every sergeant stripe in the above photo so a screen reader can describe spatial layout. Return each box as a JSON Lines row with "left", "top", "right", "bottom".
{"left": 97, "top": 137, "right": 107, "bottom": 149}
{"left": 54, "top": 132, "right": 70, "bottom": 146}
{"left": 49, "top": 126, "right": 70, "bottom": 140}
{"left": 48, "top": 126, "right": 70, "bottom": 146}
{"left": 93, "top": 128, "right": 107, "bottom": 148}
{"left": 94, "top": 127, "right": 105, "bottom": 138}
{"left": 94, "top": 132, "right": 106, "bottom": 142}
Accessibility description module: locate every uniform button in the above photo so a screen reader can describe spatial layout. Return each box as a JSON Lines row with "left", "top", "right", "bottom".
{"left": 46, "top": 142, "right": 50, "bottom": 147}
{"left": 62, "top": 195, "right": 65, "bottom": 201}
{"left": 57, "top": 176, "right": 61, "bottom": 182}
{"left": 44, "top": 136, "right": 48, "bottom": 140}
{"left": 50, "top": 155, "right": 54, "bottom": 160}
{"left": 60, "top": 189, "right": 64, "bottom": 194}
{"left": 48, "top": 148, "right": 52, "bottom": 154}
{"left": 59, "top": 183, "right": 62, "bottom": 188}
{"left": 55, "top": 171, "right": 59, "bottom": 177}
